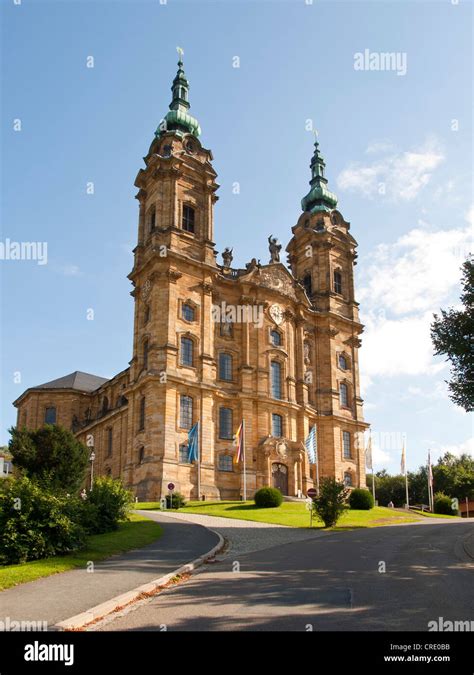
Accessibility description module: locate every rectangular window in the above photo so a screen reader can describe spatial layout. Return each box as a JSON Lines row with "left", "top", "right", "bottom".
{"left": 334, "top": 270, "right": 343, "bottom": 295}
{"left": 45, "top": 407, "right": 56, "bottom": 424}
{"left": 343, "top": 431, "right": 351, "bottom": 459}
{"left": 139, "top": 397, "right": 145, "bottom": 431}
{"left": 182, "top": 205, "right": 195, "bottom": 233}
{"left": 271, "top": 361, "right": 282, "bottom": 399}
{"left": 219, "top": 407, "right": 233, "bottom": 439}
{"left": 179, "top": 444, "right": 189, "bottom": 464}
{"left": 180, "top": 395, "right": 193, "bottom": 430}
{"left": 340, "top": 383, "right": 348, "bottom": 407}
{"left": 181, "top": 337, "right": 194, "bottom": 367}
{"left": 272, "top": 413, "right": 283, "bottom": 438}
{"left": 218, "top": 455, "right": 233, "bottom": 472}
{"left": 218, "top": 353, "right": 233, "bottom": 381}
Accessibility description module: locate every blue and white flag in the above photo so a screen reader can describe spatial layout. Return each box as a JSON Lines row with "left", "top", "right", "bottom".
{"left": 188, "top": 421, "right": 200, "bottom": 463}
{"left": 305, "top": 425, "right": 317, "bottom": 464}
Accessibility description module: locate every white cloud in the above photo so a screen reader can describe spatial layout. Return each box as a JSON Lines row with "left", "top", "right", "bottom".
{"left": 337, "top": 138, "right": 444, "bottom": 202}
{"left": 59, "top": 264, "right": 81, "bottom": 277}
{"left": 433, "top": 437, "right": 473, "bottom": 458}
{"left": 360, "top": 311, "right": 445, "bottom": 378}
{"left": 359, "top": 224, "right": 472, "bottom": 316}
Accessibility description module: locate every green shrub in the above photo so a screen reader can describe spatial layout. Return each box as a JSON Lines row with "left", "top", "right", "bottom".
{"left": 8, "top": 425, "right": 89, "bottom": 494}
{"left": 349, "top": 488, "right": 374, "bottom": 510}
{"left": 312, "top": 477, "right": 349, "bottom": 527}
{"left": 165, "top": 492, "right": 186, "bottom": 509}
{"left": 79, "top": 477, "right": 133, "bottom": 534}
{"left": 433, "top": 491, "right": 456, "bottom": 515}
{"left": 254, "top": 486, "right": 283, "bottom": 508}
{"left": 0, "top": 477, "right": 85, "bottom": 564}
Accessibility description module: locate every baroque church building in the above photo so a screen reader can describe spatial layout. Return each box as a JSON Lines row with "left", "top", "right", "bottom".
{"left": 14, "top": 58, "right": 369, "bottom": 501}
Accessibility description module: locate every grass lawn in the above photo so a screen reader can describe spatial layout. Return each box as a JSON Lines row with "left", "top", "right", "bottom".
{"left": 412, "top": 510, "right": 458, "bottom": 519}
{"left": 0, "top": 513, "right": 163, "bottom": 591}
{"left": 135, "top": 500, "right": 420, "bottom": 529}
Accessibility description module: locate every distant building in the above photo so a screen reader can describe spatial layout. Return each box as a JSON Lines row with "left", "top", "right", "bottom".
{"left": 0, "top": 453, "right": 12, "bottom": 478}
{"left": 13, "top": 57, "right": 369, "bottom": 501}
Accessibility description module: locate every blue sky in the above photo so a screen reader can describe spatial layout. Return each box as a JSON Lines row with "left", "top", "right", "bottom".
{"left": 1, "top": 0, "right": 472, "bottom": 472}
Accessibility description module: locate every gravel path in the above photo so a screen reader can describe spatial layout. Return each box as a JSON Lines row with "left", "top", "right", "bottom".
{"left": 145, "top": 510, "right": 326, "bottom": 558}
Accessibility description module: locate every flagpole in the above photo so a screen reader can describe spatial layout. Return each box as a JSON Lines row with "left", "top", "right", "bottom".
{"left": 242, "top": 419, "right": 247, "bottom": 501}
{"left": 368, "top": 430, "right": 375, "bottom": 503}
{"left": 427, "top": 450, "right": 432, "bottom": 511}
{"left": 197, "top": 420, "right": 201, "bottom": 501}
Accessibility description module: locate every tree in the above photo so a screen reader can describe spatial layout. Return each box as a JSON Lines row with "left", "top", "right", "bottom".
{"left": 312, "top": 477, "right": 349, "bottom": 527}
{"left": 9, "top": 425, "right": 89, "bottom": 494}
{"left": 431, "top": 256, "right": 474, "bottom": 412}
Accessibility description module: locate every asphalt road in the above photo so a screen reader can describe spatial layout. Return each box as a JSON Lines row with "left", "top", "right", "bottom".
{"left": 0, "top": 514, "right": 219, "bottom": 627}
{"left": 93, "top": 520, "right": 474, "bottom": 631}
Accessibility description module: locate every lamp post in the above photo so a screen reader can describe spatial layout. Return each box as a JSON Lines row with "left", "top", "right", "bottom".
{"left": 89, "top": 450, "right": 96, "bottom": 490}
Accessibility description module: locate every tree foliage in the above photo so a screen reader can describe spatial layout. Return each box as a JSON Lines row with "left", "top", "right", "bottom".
{"left": 431, "top": 256, "right": 474, "bottom": 412}
{"left": 312, "top": 477, "right": 349, "bottom": 527}
{"left": 9, "top": 425, "right": 89, "bottom": 494}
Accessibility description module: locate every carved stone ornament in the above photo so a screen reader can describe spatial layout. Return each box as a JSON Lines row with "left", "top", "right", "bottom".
{"left": 269, "top": 304, "right": 284, "bottom": 325}
{"left": 141, "top": 278, "right": 152, "bottom": 300}
{"left": 276, "top": 440, "right": 288, "bottom": 459}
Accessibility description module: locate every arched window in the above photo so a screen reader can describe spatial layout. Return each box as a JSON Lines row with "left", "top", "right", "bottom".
{"left": 180, "top": 395, "right": 193, "bottom": 429}
{"left": 270, "top": 329, "right": 282, "bottom": 347}
{"left": 218, "top": 454, "right": 233, "bottom": 472}
{"left": 343, "top": 431, "right": 351, "bottom": 459}
{"left": 44, "top": 407, "right": 57, "bottom": 424}
{"left": 340, "top": 383, "right": 349, "bottom": 407}
{"left": 271, "top": 413, "right": 283, "bottom": 437}
{"left": 218, "top": 353, "right": 233, "bottom": 381}
{"left": 149, "top": 206, "right": 156, "bottom": 232}
{"left": 143, "top": 339, "right": 149, "bottom": 370}
{"left": 179, "top": 444, "right": 189, "bottom": 463}
{"left": 339, "top": 353, "right": 348, "bottom": 370}
{"left": 138, "top": 396, "right": 145, "bottom": 431}
{"left": 344, "top": 471, "right": 353, "bottom": 487}
{"left": 138, "top": 446, "right": 145, "bottom": 464}
{"left": 180, "top": 336, "right": 194, "bottom": 367}
{"left": 182, "top": 205, "right": 195, "bottom": 233}
{"left": 182, "top": 303, "right": 195, "bottom": 322}
{"left": 303, "top": 273, "right": 312, "bottom": 296}
{"left": 219, "top": 407, "right": 233, "bottom": 439}
{"left": 334, "top": 270, "right": 343, "bottom": 295}
{"left": 270, "top": 361, "right": 282, "bottom": 399}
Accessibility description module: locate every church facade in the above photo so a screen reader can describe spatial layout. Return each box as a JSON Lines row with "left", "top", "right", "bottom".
{"left": 13, "top": 57, "right": 369, "bottom": 501}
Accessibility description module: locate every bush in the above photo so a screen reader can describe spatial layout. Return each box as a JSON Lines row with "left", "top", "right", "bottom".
{"left": 79, "top": 477, "right": 133, "bottom": 534}
{"left": 312, "top": 477, "right": 349, "bottom": 527}
{"left": 165, "top": 491, "right": 186, "bottom": 509}
{"left": 0, "top": 477, "right": 85, "bottom": 564}
{"left": 254, "top": 486, "right": 283, "bottom": 508}
{"left": 349, "top": 488, "right": 374, "bottom": 510}
{"left": 433, "top": 491, "right": 456, "bottom": 515}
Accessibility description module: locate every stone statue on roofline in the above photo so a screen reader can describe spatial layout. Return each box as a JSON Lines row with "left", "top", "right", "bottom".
{"left": 268, "top": 235, "right": 282, "bottom": 264}
{"left": 222, "top": 247, "right": 233, "bottom": 268}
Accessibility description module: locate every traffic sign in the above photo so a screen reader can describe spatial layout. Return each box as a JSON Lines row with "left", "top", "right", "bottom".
{"left": 307, "top": 488, "right": 317, "bottom": 499}
{"left": 167, "top": 482, "right": 175, "bottom": 491}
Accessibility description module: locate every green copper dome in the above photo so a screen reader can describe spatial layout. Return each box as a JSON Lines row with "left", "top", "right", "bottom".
{"left": 301, "top": 138, "right": 338, "bottom": 213}
{"left": 155, "top": 56, "right": 201, "bottom": 139}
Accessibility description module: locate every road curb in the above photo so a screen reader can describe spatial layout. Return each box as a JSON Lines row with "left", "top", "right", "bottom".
{"left": 54, "top": 522, "right": 224, "bottom": 631}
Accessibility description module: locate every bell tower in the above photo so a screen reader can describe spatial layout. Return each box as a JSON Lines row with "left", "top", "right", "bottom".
{"left": 286, "top": 136, "right": 368, "bottom": 487}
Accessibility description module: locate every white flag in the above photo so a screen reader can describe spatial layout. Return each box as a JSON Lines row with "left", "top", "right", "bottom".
{"left": 365, "top": 433, "right": 373, "bottom": 470}
{"left": 304, "top": 425, "right": 317, "bottom": 464}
